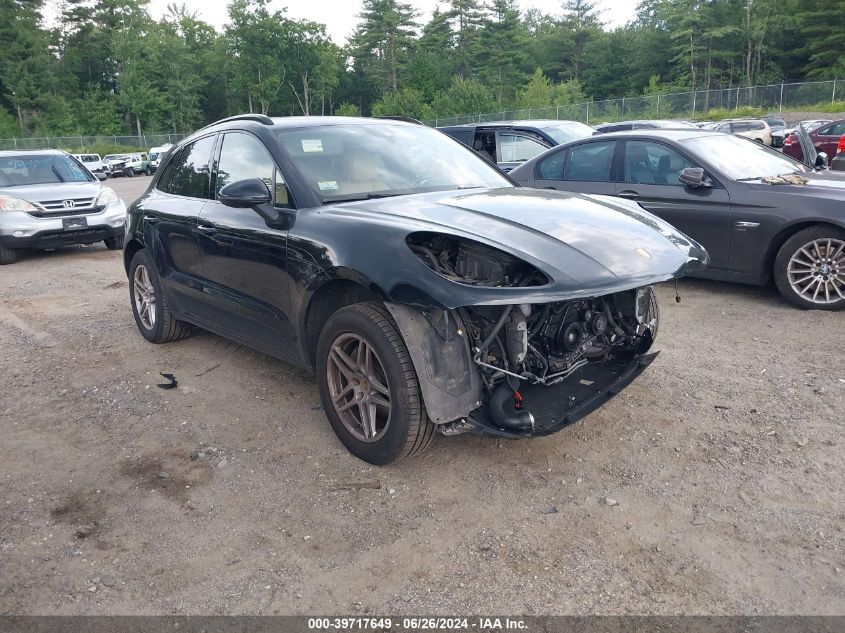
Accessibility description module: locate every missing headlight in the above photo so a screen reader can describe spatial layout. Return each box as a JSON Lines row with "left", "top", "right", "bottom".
{"left": 406, "top": 232, "right": 548, "bottom": 287}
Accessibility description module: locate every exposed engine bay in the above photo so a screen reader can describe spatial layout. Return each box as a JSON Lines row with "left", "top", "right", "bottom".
{"left": 457, "top": 289, "right": 658, "bottom": 433}
{"left": 405, "top": 233, "right": 659, "bottom": 436}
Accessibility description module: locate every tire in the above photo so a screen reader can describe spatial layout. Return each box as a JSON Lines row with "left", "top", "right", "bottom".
{"left": 145, "top": 167, "right": 151, "bottom": 176}
{"left": 104, "top": 235, "right": 124, "bottom": 250}
{"left": 774, "top": 225, "right": 845, "bottom": 310}
{"left": 316, "top": 302, "right": 435, "bottom": 465}
{"left": 0, "top": 246, "right": 19, "bottom": 265}
{"left": 128, "top": 249, "right": 193, "bottom": 342}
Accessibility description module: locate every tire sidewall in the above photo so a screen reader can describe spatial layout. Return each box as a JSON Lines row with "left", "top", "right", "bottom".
{"left": 774, "top": 226, "right": 845, "bottom": 311}
{"left": 316, "top": 306, "right": 419, "bottom": 465}
{"left": 129, "top": 250, "right": 169, "bottom": 342}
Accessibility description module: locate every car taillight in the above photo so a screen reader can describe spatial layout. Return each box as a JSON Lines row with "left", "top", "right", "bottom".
{"left": 838, "top": 134, "right": 845, "bottom": 154}
{"left": 784, "top": 134, "right": 793, "bottom": 146}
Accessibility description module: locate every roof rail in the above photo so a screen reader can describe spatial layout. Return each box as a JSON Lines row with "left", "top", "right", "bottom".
{"left": 373, "top": 116, "right": 422, "bottom": 125}
{"left": 200, "top": 114, "right": 274, "bottom": 130}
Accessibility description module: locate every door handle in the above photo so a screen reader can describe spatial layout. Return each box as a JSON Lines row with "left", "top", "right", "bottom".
{"left": 196, "top": 225, "right": 217, "bottom": 235}
{"left": 734, "top": 221, "right": 760, "bottom": 229}
{"left": 618, "top": 190, "right": 639, "bottom": 199}
{"left": 142, "top": 215, "right": 160, "bottom": 225}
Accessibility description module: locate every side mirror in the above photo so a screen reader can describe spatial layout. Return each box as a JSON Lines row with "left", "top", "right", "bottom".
{"left": 218, "top": 178, "right": 281, "bottom": 226}
{"left": 679, "top": 167, "right": 709, "bottom": 188}
{"left": 815, "top": 152, "right": 829, "bottom": 170}
{"left": 219, "top": 178, "right": 272, "bottom": 208}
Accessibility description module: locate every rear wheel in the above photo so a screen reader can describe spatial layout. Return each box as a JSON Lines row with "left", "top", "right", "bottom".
{"left": 128, "top": 249, "right": 193, "bottom": 342}
{"left": 316, "top": 302, "right": 435, "bottom": 465}
{"left": 104, "top": 235, "right": 124, "bottom": 250}
{"left": 0, "top": 245, "right": 19, "bottom": 265}
{"left": 774, "top": 225, "right": 845, "bottom": 310}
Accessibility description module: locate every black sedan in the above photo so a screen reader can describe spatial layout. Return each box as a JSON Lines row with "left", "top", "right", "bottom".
{"left": 510, "top": 130, "right": 845, "bottom": 310}
{"left": 124, "top": 115, "right": 706, "bottom": 464}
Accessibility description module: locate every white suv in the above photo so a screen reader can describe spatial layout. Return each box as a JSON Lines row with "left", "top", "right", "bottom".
{"left": 713, "top": 119, "right": 772, "bottom": 146}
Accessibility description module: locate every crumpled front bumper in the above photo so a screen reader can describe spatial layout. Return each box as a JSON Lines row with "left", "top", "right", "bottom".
{"left": 0, "top": 201, "right": 127, "bottom": 248}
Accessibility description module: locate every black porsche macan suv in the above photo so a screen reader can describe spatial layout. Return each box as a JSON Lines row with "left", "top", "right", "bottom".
{"left": 124, "top": 115, "right": 707, "bottom": 464}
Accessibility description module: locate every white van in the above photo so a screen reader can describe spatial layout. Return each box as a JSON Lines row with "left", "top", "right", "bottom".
{"left": 148, "top": 145, "right": 173, "bottom": 174}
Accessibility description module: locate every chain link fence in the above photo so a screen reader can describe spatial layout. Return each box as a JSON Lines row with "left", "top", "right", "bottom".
{"left": 426, "top": 79, "right": 845, "bottom": 127}
{"left": 0, "top": 133, "right": 189, "bottom": 152}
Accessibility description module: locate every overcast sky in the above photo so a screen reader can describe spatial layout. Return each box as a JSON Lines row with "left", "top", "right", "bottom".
{"left": 138, "top": 0, "right": 639, "bottom": 43}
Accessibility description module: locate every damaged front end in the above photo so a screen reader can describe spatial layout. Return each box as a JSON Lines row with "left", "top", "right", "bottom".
{"left": 387, "top": 233, "right": 666, "bottom": 439}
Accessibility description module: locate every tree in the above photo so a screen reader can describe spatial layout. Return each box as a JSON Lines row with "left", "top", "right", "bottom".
{"left": 431, "top": 76, "right": 493, "bottom": 117}
{"left": 351, "top": 0, "right": 417, "bottom": 93}
{"left": 476, "top": 0, "right": 530, "bottom": 104}
{"left": 371, "top": 87, "right": 433, "bottom": 119}
{"left": 446, "top": 0, "right": 485, "bottom": 79}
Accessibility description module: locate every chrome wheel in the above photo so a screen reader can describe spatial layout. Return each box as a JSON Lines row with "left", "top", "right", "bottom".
{"left": 787, "top": 238, "right": 845, "bottom": 305}
{"left": 133, "top": 264, "right": 157, "bottom": 330}
{"left": 326, "top": 332, "right": 391, "bottom": 443}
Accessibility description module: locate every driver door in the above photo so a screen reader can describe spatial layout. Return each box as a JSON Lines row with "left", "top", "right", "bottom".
{"left": 615, "top": 139, "right": 732, "bottom": 270}
{"left": 196, "top": 131, "right": 298, "bottom": 358}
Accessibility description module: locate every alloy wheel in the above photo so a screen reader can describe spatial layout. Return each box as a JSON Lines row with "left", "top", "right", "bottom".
{"left": 787, "top": 238, "right": 845, "bottom": 305}
{"left": 326, "top": 332, "right": 392, "bottom": 443}
{"left": 133, "top": 264, "right": 157, "bottom": 330}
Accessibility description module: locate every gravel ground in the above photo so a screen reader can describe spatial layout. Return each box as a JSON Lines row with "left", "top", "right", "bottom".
{"left": 1, "top": 176, "right": 843, "bottom": 615}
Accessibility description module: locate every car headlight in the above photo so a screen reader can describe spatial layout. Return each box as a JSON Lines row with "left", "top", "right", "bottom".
{"left": 97, "top": 187, "right": 120, "bottom": 206}
{"left": 0, "top": 196, "right": 39, "bottom": 212}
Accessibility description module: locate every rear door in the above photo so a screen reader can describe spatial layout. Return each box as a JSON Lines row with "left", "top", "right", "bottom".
{"left": 615, "top": 139, "right": 732, "bottom": 269}
{"left": 196, "top": 130, "right": 299, "bottom": 358}
{"left": 134, "top": 134, "right": 216, "bottom": 319}
{"left": 533, "top": 139, "right": 619, "bottom": 195}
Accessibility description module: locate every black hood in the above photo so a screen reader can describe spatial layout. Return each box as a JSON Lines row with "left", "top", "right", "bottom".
{"left": 314, "top": 187, "right": 708, "bottom": 307}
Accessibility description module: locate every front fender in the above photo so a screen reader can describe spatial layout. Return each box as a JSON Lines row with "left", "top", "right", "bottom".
{"left": 383, "top": 303, "right": 482, "bottom": 424}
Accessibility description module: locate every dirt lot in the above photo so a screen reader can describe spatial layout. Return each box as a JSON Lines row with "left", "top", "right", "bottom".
{"left": 1, "top": 175, "right": 843, "bottom": 616}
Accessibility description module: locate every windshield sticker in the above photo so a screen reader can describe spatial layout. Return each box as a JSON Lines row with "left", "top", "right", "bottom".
{"left": 318, "top": 180, "right": 338, "bottom": 191}
{"left": 302, "top": 139, "right": 324, "bottom": 153}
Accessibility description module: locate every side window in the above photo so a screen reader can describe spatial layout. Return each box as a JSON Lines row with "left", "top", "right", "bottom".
{"left": 498, "top": 133, "right": 547, "bottom": 163}
{"left": 472, "top": 131, "right": 496, "bottom": 162}
{"left": 216, "top": 132, "right": 292, "bottom": 208}
{"left": 717, "top": 123, "right": 731, "bottom": 132}
{"left": 159, "top": 135, "right": 215, "bottom": 198}
{"left": 537, "top": 149, "right": 566, "bottom": 180}
{"left": 563, "top": 141, "right": 616, "bottom": 182}
{"left": 823, "top": 121, "right": 845, "bottom": 136}
{"left": 623, "top": 140, "right": 696, "bottom": 186}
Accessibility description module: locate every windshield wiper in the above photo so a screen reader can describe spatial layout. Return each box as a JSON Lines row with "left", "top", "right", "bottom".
{"left": 321, "top": 192, "right": 404, "bottom": 203}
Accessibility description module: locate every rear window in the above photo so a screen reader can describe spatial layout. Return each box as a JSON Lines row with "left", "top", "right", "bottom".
{"left": 0, "top": 154, "right": 93, "bottom": 187}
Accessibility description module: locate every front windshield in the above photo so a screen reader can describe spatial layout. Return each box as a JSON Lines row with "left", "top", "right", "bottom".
{"left": 274, "top": 122, "right": 511, "bottom": 202}
{"left": 149, "top": 152, "right": 160, "bottom": 161}
{"left": 684, "top": 134, "right": 809, "bottom": 180}
{"left": 0, "top": 154, "right": 93, "bottom": 187}
{"left": 538, "top": 121, "right": 595, "bottom": 144}
{"left": 105, "top": 154, "right": 128, "bottom": 161}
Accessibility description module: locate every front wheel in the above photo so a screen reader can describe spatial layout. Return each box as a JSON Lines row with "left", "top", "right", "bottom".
{"left": 104, "top": 235, "right": 124, "bottom": 250}
{"left": 0, "top": 245, "right": 19, "bottom": 265}
{"left": 128, "top": 249, "right": 193, "bottom": 342}
{"left": 316, "top": 302, "right": 435, "bottom": 465}
{"left": 774, "top": 226, "right": 845, "bottom": 310}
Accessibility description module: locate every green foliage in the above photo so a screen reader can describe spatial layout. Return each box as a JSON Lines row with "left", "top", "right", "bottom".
{"left": 0, "top": 0, "right": 842, "bottom": 138}
{"left": 335, "top": 103, "right": 361, "bottom": 117}
{"left": 431, "top": 77, "right": 494, "bottom": 117}
{"left": 371, "top": 87, "right": 434, "bottom": 120}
